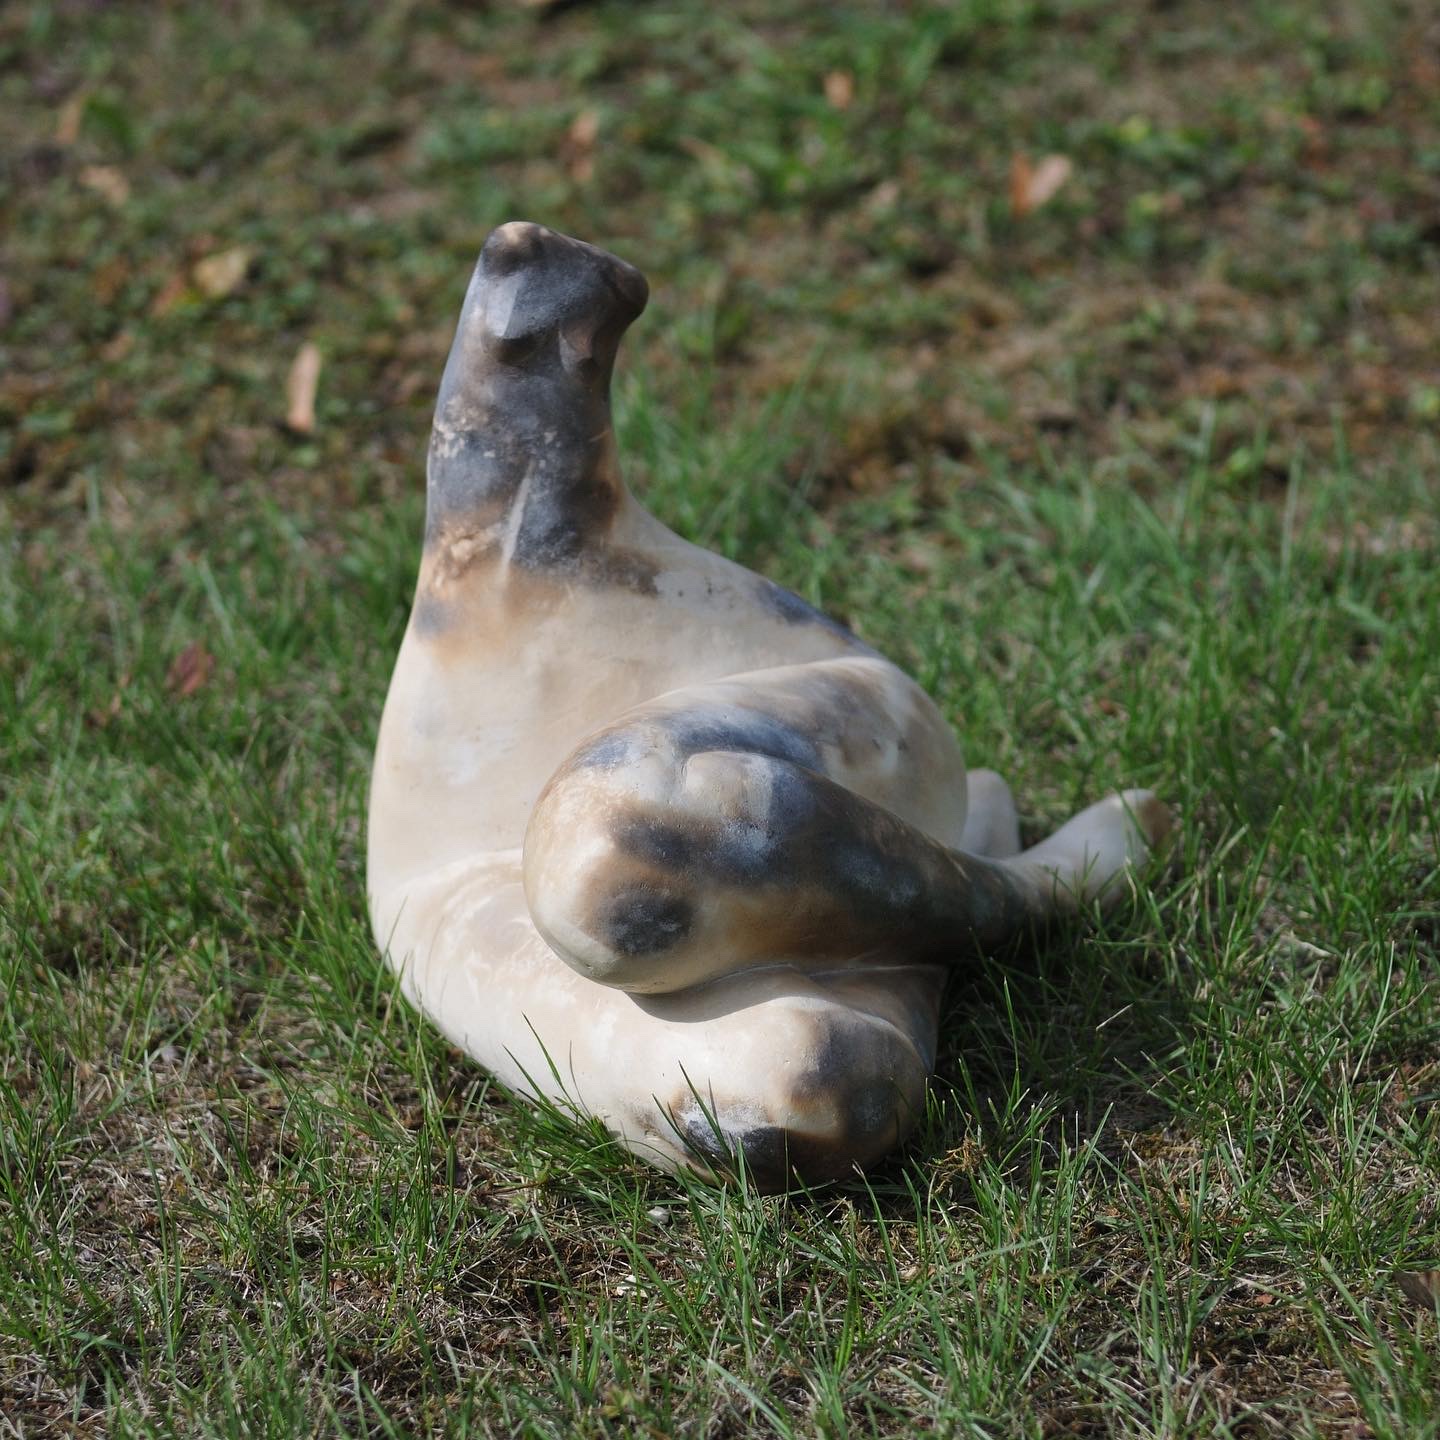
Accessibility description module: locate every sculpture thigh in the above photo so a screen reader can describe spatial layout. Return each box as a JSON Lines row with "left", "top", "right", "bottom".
{"left": 524, "top": 655, "right": 1041, "bottom": 996}
{"left": 388, "top": 870, "right": 948, "bottom": 1189}
{"left": 382, "top": 644, "right": 1150, "bottom": 1186}
{"left": 385, "top": 654, "right": 988, "bottom": 1186}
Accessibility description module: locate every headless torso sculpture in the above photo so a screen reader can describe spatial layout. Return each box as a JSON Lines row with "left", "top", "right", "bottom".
{"left": 368, "top": 222, "right": 1169, "bottom": 1188}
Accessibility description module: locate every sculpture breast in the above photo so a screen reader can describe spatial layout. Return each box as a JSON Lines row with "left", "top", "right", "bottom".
{"left": 367, "top": 221, "right": 1168, "bottom": 1188}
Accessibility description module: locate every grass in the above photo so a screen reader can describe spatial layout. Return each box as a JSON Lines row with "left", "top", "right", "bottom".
{"left": 2, "top": 0, "right": 1438, "bottom": 1434}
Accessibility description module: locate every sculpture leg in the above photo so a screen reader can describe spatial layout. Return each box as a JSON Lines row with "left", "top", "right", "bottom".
{"left": 386, "top": 850, "right": 943, "bottom": 1190}
{"left": 958, "top": 768, "right": 1022, "bottom": 858}
{"left": 523, "top": 660, "right": 1167, "bottom": 997}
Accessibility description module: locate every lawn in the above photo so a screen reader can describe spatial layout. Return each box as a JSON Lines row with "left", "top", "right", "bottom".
{"left": 2, "top": 0, "right": 1438, "bottom": 1434}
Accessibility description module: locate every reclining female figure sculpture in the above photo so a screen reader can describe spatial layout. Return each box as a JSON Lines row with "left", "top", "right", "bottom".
{"left": 367, "top": 222, "right": 1168, "bottom": 1188}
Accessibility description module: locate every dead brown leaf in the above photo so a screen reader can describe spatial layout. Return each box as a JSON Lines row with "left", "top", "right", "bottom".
{"left": 1297, "top": 113, "right": 1328, "bottom": 163}
{"left": 192, "top": 247, "right": 253, "bottom": 300}
{"left": 79, "top": 165, "right": 130, "bottom": 207}
{"left": 863, "top": 179, "right": 901, "bottom": 215}
{"left": 562, "top": 108, "right": 600, "bottom": 182}
{"left": 55, "top": 92, "right": 87, "bottom": 146}
{"left": 1010, "top": 153, "right": 1074, "bottom": 218}
{"left": 166, "top": 642, "right": 213, "bottom": 699}
{"left": 677, "top": 136, "right": 728, "bottom": 168}
{"left": 1395, "top": 1270, "right": 1440, "bottom": 1314}
{"left": 150, "top": 270, "right": 189, "bottom": 318}
{"left": 824, "top": 70, "right": 854, "bottom": 110}
{"left": 285, "top": 341, "right": 323, "bottom": 435}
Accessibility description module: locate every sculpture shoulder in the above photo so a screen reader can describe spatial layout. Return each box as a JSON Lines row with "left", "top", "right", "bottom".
{"left": 618, "top": 510, "right": 875, "bottom": 671}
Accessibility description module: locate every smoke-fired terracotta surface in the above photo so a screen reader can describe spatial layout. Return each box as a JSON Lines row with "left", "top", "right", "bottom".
{"left": 368, "top": 222, "right": 1169, "bottom": 1188}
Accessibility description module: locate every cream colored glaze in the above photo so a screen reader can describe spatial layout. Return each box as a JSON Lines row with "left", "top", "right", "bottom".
{"left": 367, "top": 222, "right": 1168, "bottom": 1185}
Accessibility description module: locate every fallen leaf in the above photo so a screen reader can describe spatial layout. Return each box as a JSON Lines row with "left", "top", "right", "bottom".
{"left": 569, "top": 109, "right": 600, "bottom": 149}
{"left": 150, "top": 269, "right": 189, "bottom": 317}
{"left": 285, "top": 341, "right": 323, "bottom": 434}
{"left": 899, "top": 542, "right": 940, "bottom": 575}
{"left": 562, "top": 108, "right": 600, "bottom": 182}
{"left": 677, "top": 135, "right": 729, "bottom": 168}
{"left": 0, "top": 276, "right": 11, "bottom": 332}
{"left": 864, "top": 178, "right": 901, "bottom": 215}
{"left": 354, "top": 187, "right": 438, "bottom": 223}
{"left": 192, "top": 246, "right": 252, "bottom": 300}
{"left": 1009, "top": 155, "right": 1034, "bottom": 216}
{"left": 1010, "top": 152, "right": 1074, "bottom": 218}
{"left": 55, "top": 91, "right": 87, "bottom": 146}
{"left": 1396, "top": 1270, "right": 1440, "bottom": 1314}
{"left": 166, "top": 642, "right": 213, "bottom": 698}
{"left": 824, "top": 70, "right": 854, "bottom": 110}
{"left": 1297, "top": 113, "right": 1328, "bottom": 162}
{"left": 79, "top": 164, "right": 130, "bottom": 206}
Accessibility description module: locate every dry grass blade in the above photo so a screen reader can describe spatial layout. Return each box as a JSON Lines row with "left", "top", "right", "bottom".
{"left": 285, "top": 341, "right": 323, "bottom": 435}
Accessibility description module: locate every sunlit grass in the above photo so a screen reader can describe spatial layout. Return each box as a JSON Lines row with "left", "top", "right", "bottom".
{"left": 3, "top": 0, "right": 1439, "bottom": 1433}
{"left": 4, "top": 376, "right": 1437, "bottom": 1433}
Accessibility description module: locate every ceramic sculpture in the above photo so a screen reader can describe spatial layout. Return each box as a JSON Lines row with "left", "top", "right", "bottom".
{"left": 367, "top": 222, "right": 1169, "bottom": 1188}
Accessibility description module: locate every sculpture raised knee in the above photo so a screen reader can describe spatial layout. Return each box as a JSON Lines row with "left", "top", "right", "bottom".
{"left": 367, "top": 222, "right": 1169, "bottom": 1188}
